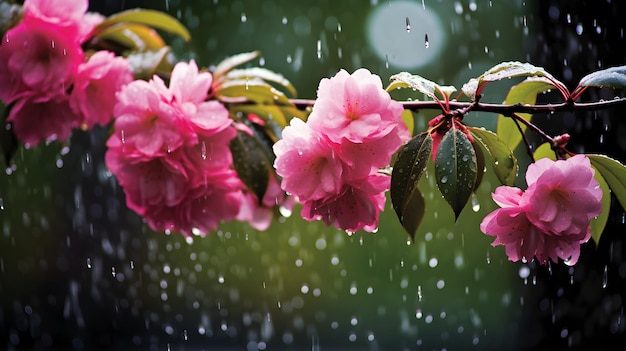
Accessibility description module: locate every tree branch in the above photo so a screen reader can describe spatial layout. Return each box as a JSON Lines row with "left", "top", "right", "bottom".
{"left": 289, "top": 97, "right": 626, "bottom": 114}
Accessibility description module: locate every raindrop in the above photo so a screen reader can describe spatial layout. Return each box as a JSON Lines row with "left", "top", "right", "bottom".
{"left": 417, "top": 285, "right": 423, "bottom": 301}
{"left": 240, "top": 13, "right": 247, "bottom": 22}
{"left": 454, "top": 2, "right": 463, "bottom": 15}
{"left": 86, "top": 258, "right": 92, "bottom": 269}
{"left": 424, "top": 33, "right": 429, "bottom": 48}
{"left": 218, "top": 275, "right": 225, "bottom": 284}
{"left": 281, "top": 17, "right": 288, "bottom": 24}
{"left": 201, "top": 141, "right": 207, "bottom": 160}
{"left": 111, "top": 267, "right": 116, "bottom": 278}
{"left": 316, "top": 39, "right": 322, "bottom": 59}
{"left": 602, "top": 265, "right": 608, "bottom": 288}
{"left": 405, "top": 16, "right": 411, "bottom": 33}
{"left": 471, "top": 194, "right": 480, "bottom": 212}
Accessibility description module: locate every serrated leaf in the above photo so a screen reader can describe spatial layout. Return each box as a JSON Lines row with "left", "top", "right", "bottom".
{"left": 389, "top": 72, "right": 456, "bottom": 100}
{"left": 213, "top": 51, "right": 260, "bottom": 79}
{"left": 588, "top": 154, "right": 626, "bottom": 213}
{"left": 462, "top": 61, "right": 566, "bottom": 100}
{"left": 391, "top": 132, "right": 432, "bottom": 228}
{"left": 95, "top": 9, "right": 190, "bottom": 41}
{"left": 126, "top": 46, "right": 171, "bottom": 80}
{"left": 223, "top": 67, "right": 296, "bottom": 97}
{"left": 399, "top": 187, "right": 426, "bottom": 242}
{"left": 216, "top": 79, "right": 291, "bottom": 106}
{"left": 435, "top": 129, "right": 477, "bottom": 219}
{"left": 469, "top": 127, "right": 518, "bottom": 186}
{"left": 578, "top": 65, "right": 626, "bottom": 91}
{"left": 472, "top": 141, "right": 486, "bottom": 192}
{"left": 497, "top": 78, "right": 556, "bottom": 151}
{"left": 589, "top": 166, "right": 610, "bottom": 246}
{"left": 95, "top": 23, "right": 165, "bottom": 51}
{"left": 533, "top": 142, "right": 556, "bottom": 161}
{"left": 229, "top": 130, "right": 272, "bottom": 203}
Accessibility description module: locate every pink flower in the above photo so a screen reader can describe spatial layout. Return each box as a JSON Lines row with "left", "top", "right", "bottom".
{"left": 522, "top": 154, "right": 602, "bottom": 236}
{"left": 480, "top": 155, "right": 602, "bottom": 265}
{"left": 143, "top": 172, "right": 244, "bottom": 236}
{"left": 7, "top": 92, "right": 79, "bottom": 147}
{"left": 273, "top": 118, "right": 346, "bottom": 200}
{"left": 0, "top": 18, "right": 83, "bottom": 103}
{"left": 112, "top": 79, "right": 184, "bottom": 156}
{"left": 307, "top": 68, "right": 405, "bottom": 143}
{"left": 22, "top": 0, "right": 100, "bottom": 41}
{"left": 301, "top": 174, "right": 389, "bottom": 233}
{"left": 71, "top": 51, "right": 133, "bottom": 128}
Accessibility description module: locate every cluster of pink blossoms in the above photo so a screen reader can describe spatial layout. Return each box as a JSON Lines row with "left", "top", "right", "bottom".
{"left": 0, "top": 0, "right": 132, "bottom": 147}
{"left": 105, "top": 60, "right": 286, "bottom": 236}
{"left": 273, "top": 68, "right": 410, "bottom": 232}
{"left": 480, "top": 154, "right": 602, "bottom": 265}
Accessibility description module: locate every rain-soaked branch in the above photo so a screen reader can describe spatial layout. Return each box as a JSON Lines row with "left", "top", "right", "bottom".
{"left": 289, "top": 97, "right": 626, "bottom": 114}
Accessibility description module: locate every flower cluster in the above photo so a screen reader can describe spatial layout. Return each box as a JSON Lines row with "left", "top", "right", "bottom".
{"left": 480, "top": 155, "right": 602, "bottom": 265}
{"left": 0, "top": 0, "right": 132, "bottom": 147}
{"left": 273, "top": 69, "right": 409, "bottom": 232}
{"left": 105, "top": 61, "right": 286, "bottom": 236}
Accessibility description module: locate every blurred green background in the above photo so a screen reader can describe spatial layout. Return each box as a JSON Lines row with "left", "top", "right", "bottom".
{"left": 2, "top": 1, "right": 626, "bottom": 350}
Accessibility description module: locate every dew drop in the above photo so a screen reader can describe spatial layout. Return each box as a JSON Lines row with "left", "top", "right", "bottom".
{"left": 440, "top": 176, "right": 448, "bottom": 184}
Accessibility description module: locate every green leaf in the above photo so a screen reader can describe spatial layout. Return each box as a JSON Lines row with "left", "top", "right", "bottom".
{"left": 400, "top": 109, "right": 414, "bottom": 136}
{"left": 95, "top": 23, "right": 166, "bottom": 51}
{"left": 213, "top": 51, "right": 261, "bottom": 79}
{"left": 462, "top": 61, "right": 566, "bottom": 100}
{"left": 126, "top": 46, "right": 171, "bottom": 80}
{"left": 578, "top": 65, "right": 626, "bottom": 91}
{"left": 533, "top": 142, "right": 556, "bottom": 161}
{"left": 216, "top": 79, "right": 292, "bottom": 105}
{"left": 589, "top": 166, "right": 610, "bottom": 246}
{"left": 472, "top": 141, "right": 486, "bottom": 192}
{"left": 399, "top": 187, "right": 426, "bottom": 242}
{"left": 589, "top": 154, "right": 626, "bottom": 213}
{"left": 497, "top": 78, "right": 556, "bottom": 151}
{"left": 435, "top": 129, "right": 477, "bottom": 219}
{"left": 469, "top": 127, "right": 518, "bottom": 186}
{"left": 388, "top": 72, "right": 456, "bottom": 100}
{"left": 222, "top": 67, "right": 297, "bottom": 97}
{"left": 95, "top": 9, "right": 190, "bottom": 42}
{"left": 229, "top": 130, "right": 272, "bottom": 203}
{"left": 391, "top": 132, "right": 433, "bottom": 233}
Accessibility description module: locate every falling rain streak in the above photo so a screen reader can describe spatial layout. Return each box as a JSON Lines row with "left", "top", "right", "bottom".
{"left": 406, "top": 16, "right": 411, "bottom": 32}
{"left": 425, "top": 33, "right": 430, "bottom": 48}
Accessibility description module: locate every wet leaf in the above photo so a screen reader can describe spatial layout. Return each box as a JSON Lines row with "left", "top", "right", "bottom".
{"left": 391, "top": 132, "right": 432, "bottom": 233}
{"left": 229, "top": 130, "right": 272, "bottom": 203}
{"left": 435, "top": 129, "right": 477, "bottom": 219}
{"left": 462, "top": 61, "right": 566, "bottom": 99}
{"left": 469, "top": 127, "right": 518, "bottom": 186}
{"left": 95, "top": 23, "right": 165, "bottom": 51}
{"left": 126, "top": 46, "right": 171, "bottom": 80}
{"left": 589, "top": 166, "right": 610, "bottom": 246}
{"left": 589, "top": 154, "right": 626, "bottom": 213}
{"left": 213, "top": 51, "right": 260, "bottom": 79}
{"left": 95, "top": 9, "right": 190, "bottom": 41}
{"left": 223, "top": 67, "right": 297, "bottom": 97}
{"left": 472, "top": 141, "right": 486, "bottom": 192}
{"left": 216, "top": 79, "right": 291, "bottom": 106}
{"left": 388, "top": 72, "right": 456, "bottom": 100}
{"left": 399, "top": 187, "right": 426, "bottom": 242}
{"left": 497, "top": 78, "right": 556, "bottom": 151}
{"left": 578, "top": 65, "right": 626, "bottom": 91}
